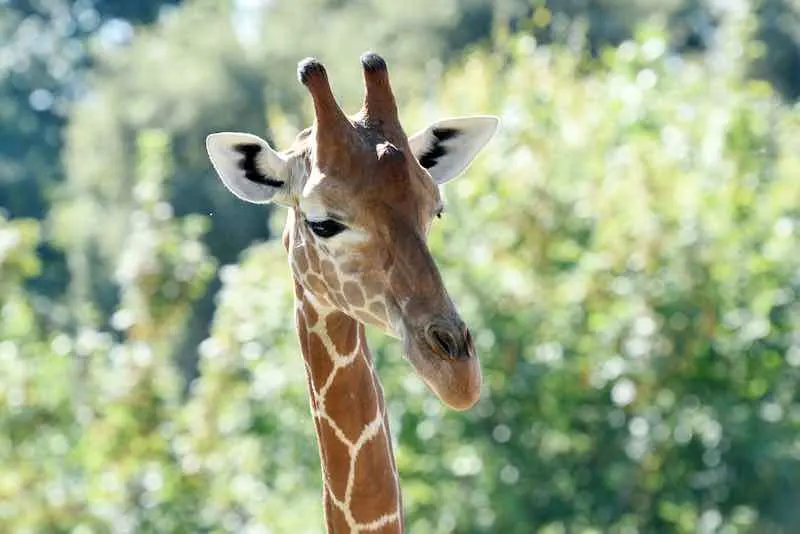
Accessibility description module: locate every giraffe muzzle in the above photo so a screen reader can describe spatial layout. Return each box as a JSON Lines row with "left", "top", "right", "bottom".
{"left": 399, "top": 313, "right": 482, "bottom": 411}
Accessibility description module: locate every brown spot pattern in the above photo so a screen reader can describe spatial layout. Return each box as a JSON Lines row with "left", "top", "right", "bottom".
{"left": 343, "top": 281, "right": 365, "bottom": 308}
{"left": 318, "top": 417, "right": 352, "bottom": 501}
{"left": 363, "top": 276, "right": 384, "bottom": 298}
{"left": 369, "top": 300, "right": 388, "bottom": 321}
{"left": 323, "top": 491, "right": 351, "bottom": 532}
{"left": 294, "top": 249, "right": 309, "bottom": 274}
{"left": 321, "top": 260, "right": 340, "bottom": 291}
{"left": 350, "top": 429, "right": 398, "bottom": 524}
{"left": 340, "top": 260, "right": 360, "bottom": 273}
{"left": 324, "top": 353, "right": 379, "bottom": 444}
{"left": 304, "top": 299, "right": 319, "bottom": 327}
{"left": 306, "top": 244, "right": 321, "bottom": 271}
{"left": 306, "top": 332, "right": 334, "bottom": 392}
{"left": 326, "top": 312, "right": 358, "bottom": 355}
{"left": 306, "top": 273, "right": 327, "bottom": 295}
{"left": 296, "top": 309, "right": 309, "bottom": 344}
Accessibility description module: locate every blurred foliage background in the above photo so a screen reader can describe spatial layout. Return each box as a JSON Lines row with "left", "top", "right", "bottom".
{"left": 2, "top": 0, "right": 800, "bottom": 532}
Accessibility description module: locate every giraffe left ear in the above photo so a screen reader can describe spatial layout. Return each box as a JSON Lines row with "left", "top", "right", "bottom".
{"left": 408, "top": 115, "right": 499, "bottom": 185}
{"left": 206, "top": 132, "right": 293, "bottom": 204}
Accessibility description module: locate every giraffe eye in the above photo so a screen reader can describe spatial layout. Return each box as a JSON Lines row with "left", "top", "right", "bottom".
{"left": 306, "top": 218, "right": 348, "bottom": 238}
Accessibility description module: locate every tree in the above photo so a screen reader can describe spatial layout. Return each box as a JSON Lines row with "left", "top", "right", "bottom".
{"left": 0, "top": 129, "right": 215, "bottom": 532}
{"left": 0, "top": 0, "right": 184, "bottom": 299}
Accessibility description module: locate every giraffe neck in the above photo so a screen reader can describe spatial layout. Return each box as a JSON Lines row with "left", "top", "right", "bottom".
{"left": 293, "top": 281, "right": 403, "bottom": 533}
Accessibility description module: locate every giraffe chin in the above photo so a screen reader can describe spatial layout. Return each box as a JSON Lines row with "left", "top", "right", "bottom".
{"left": 401, "top": 328, "right": 483, "bottom": 411}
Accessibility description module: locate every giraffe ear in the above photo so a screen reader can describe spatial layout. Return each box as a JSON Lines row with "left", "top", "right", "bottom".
{"left": 206, "top": 132, "right": 292, "bottom": 204}
{"left": 408, "top": 115, "right": 499, "bottom": 185}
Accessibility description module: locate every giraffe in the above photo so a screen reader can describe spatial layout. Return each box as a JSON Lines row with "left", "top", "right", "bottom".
{"left": 206, "top": 52, "right": 498, "bottom": 533}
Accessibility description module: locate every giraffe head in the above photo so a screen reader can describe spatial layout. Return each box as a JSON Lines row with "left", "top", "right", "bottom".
{"left": 206, "top": 53, "right": 497, "bottom": 410}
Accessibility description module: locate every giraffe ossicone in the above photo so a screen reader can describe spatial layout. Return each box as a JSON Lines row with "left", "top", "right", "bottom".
{"left": 207, "top": 52, "right": 497, "bottom": 533}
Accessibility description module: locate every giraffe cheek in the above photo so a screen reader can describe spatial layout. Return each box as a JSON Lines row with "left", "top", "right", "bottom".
{"left": 321, "top": 259, "right": 341, "bottom": 292}
{"left": 306, "top": 242, "right": 322, "bottom": 272}
{"left": 361, "top": 276, "right": 384, "bottom": 299}
{"left": 292, "top": 248, "right": 309, "bottom": 276}
{"left": 306, "top": 273, "right": 328, "bottom": 296}
{"left": 339, "top": 259, "right": 360, "bottom": 274}
{"left": 342, "top": 282, "right": 365, "bottom": 308}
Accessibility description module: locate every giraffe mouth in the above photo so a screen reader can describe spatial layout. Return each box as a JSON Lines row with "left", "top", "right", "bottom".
{"left": 398, "top": 316, "right": 482, "bottom": 411}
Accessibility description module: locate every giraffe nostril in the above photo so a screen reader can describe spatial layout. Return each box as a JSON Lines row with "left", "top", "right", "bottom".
{"left": 425, "top": 325, "right": 464, "bottom": 360}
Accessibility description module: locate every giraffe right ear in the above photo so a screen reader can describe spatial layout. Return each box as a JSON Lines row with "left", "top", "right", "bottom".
{"left": 409, "top": 116, "right": 499, "bottom": 185}
{"left": 206, "top": 132, "right": 292, "bottom": 204}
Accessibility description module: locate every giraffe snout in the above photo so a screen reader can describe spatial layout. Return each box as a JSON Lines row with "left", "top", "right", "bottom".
{"left": 402, "top": 315, "right": 482, "bottom": 411}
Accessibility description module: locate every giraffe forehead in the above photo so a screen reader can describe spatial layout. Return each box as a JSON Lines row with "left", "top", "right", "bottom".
{"left": 293, "top": 114, "right": 439, "bottom": 202}
{"left": 301, "top": 158, "right": 440, "bottom": 222}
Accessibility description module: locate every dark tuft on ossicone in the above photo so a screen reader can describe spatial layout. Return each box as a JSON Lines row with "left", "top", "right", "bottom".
{"left": 298, "top": 57, "right": 326, "bottom": 85}
{"left": 360, "top": 52, "right": 387, "bottom": 72}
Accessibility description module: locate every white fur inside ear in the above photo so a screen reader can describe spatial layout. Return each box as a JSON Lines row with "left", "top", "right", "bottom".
{"left": 408, "top": 115, "right": 499, "bottom": 185}
{"left": 206, "top": 132, "right": 289, "bottom": 204}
